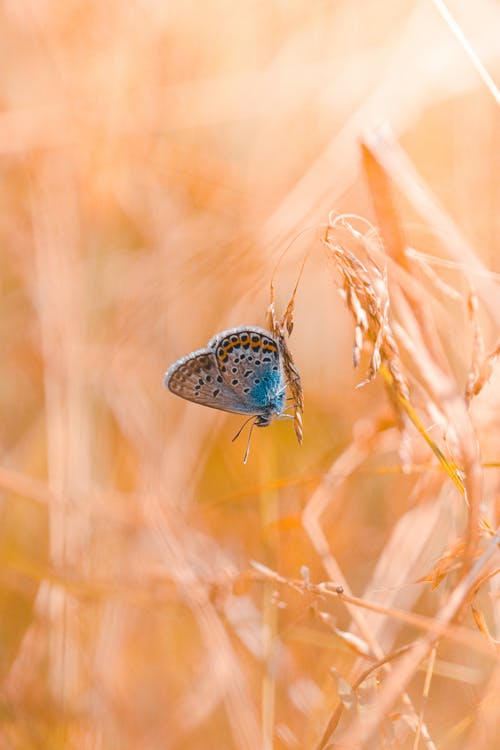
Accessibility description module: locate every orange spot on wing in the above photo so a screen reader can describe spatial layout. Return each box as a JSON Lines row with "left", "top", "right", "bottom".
{"left": 226, "top": 338, "right": 248, "bottom": 351}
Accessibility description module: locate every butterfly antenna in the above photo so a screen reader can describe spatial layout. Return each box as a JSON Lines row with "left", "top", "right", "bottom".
{"left": 243, "top": 419, "right": 257, "bottom": 464}
{"left": 232, "top": 415, "right": 255, "bottom": 444}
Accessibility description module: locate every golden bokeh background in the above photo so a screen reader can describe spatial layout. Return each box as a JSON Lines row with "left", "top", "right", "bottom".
{"left": 1, "top": 1, "right": 499, "bottom": 748}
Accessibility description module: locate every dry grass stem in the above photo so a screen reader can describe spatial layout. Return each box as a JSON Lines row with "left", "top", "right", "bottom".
{"left": 2, "top": 3, "right": 499, "bottom": 748}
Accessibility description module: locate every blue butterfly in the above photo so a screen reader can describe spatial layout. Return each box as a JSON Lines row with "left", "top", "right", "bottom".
{"left": 164, "top": 326, "right": 293, "bottom": 459}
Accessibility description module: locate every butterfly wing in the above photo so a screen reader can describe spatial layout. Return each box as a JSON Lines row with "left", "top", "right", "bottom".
{"left": 164, "top": 348, "right": 254, "bottom": 414}
{"left": 208, "top": 327, "right": 285, "bottom": 415}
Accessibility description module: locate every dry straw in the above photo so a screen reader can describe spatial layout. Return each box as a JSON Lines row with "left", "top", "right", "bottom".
{"left": 300, "top": 129, "right": 499, "bottom": 745}
{"left": 1, "top": 3, "right": 499, "bottom": 749}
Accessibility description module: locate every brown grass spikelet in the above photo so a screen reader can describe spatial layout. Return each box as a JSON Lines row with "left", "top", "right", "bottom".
{"left": 323, "top": 212, "right": 410, "bottom": 402}
{"left": 417, "top": 536, "right": 482, "bottom": 590}
{"left": 267, "top": 277, "right": 304, "bottom": 445}
{"left": 465, "top": 290, "right": 500, "bottom": 403}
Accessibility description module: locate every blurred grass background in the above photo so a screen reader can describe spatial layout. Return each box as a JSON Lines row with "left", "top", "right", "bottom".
{"left": 0, "top": 1, "right": 499, "bottom": 748}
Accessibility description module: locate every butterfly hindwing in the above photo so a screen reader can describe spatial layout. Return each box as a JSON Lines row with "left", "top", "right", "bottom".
{"left": 165, "top": 348, "right": 254, "bottom": 414}
{"left": 209, "top": 327, "right": 285, "bottom": 415}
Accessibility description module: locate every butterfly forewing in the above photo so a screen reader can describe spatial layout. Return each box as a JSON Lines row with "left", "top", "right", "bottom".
{"left": 165, "top": 349, "right": 255, "bottom": 414}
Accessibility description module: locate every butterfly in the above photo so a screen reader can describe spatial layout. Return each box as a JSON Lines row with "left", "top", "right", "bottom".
{"left": 164, "top": 326, "right": 298, "bottom": 461}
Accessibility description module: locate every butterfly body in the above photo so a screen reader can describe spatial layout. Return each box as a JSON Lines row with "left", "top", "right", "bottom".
{"left": 164, "top": 326, "right": 287, "bottom": 423}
